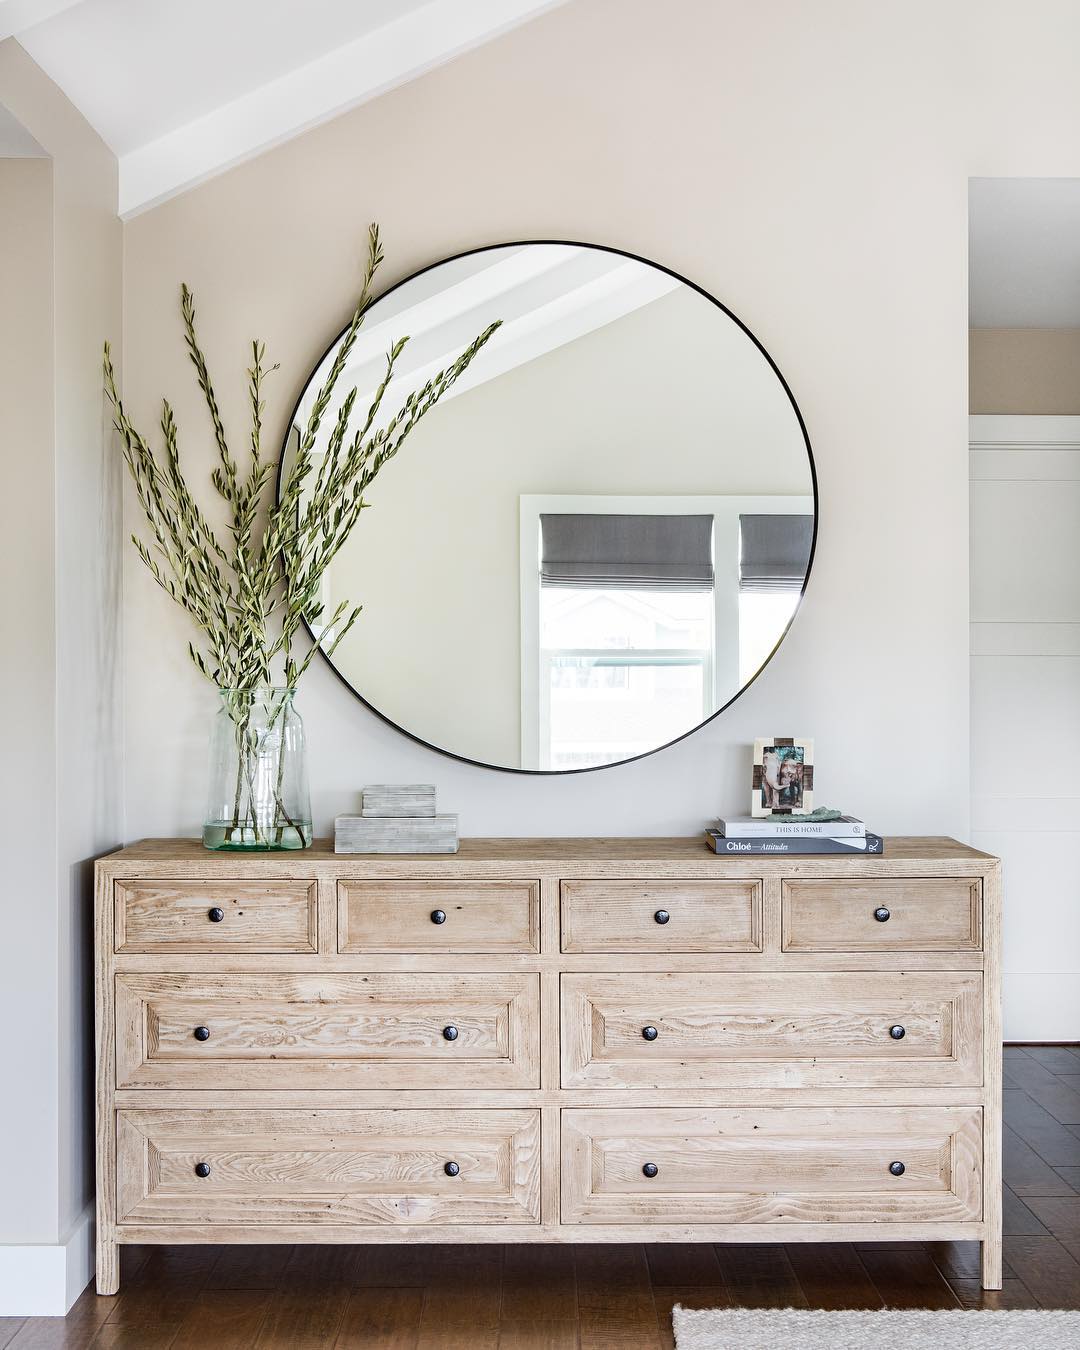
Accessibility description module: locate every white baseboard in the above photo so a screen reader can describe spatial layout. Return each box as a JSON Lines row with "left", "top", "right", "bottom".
{"left": 0, "top": 1203, "right": 94, "bottom": 1316}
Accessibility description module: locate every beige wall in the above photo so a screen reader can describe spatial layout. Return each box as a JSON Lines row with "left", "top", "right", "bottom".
{"left": 119, "top": 0, "right": 1080, "bottom": 852}
{"left": 0, "top": 155, "right": 57, "bottom": 1246}
{"left": 970, "top": 328, "right": 1080, "bottom": 413}
{"left": 0, "top": 39, "right": 122, "bottom": 1292}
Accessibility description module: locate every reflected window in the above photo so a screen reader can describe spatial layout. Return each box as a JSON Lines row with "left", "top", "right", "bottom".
{"left": 737, "top": 512, "right": 812, "bottom": 686}
{"left": 738, "top": 591, "right": 800, "bottom": 686}
{"left": 520, "top": 498, "right": 813, "bottom": 770}
{"left": 533, "top": 512, "right": 716, "bottom": 769}
{"left": 541, "top": 587, "right": 714, "bottom": 770}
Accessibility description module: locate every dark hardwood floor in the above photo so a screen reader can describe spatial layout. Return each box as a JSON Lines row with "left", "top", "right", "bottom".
{"left": 7, "top": 1045, "right": 1080, "bottom": 1349}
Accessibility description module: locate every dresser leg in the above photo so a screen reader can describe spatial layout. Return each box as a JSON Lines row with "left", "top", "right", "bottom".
{"left": 96, "top": 1235, "right": 119, "bottom": 1296}
{"left": 981, "top": 1232, "right": 1003, "bottom": 1291}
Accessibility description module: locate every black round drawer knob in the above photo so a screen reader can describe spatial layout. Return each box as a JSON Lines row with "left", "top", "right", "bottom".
{"left": 889, "top": 1024, "right": 906, "bottom": 1040}
{"left": 889, "top": 1161, "right": 906, "bottom": 1176}
{"left": 444, "top": 1161, "right": 460, "bottom": 1177}
{"left": 193, "top": 1026, "right": 211, "bottom": 1042}
{"left": 654, "top": 909, "right": 671, "bottom": 925}
{"left": 642, "top": 1025, "right": 659, "bottom": 1041}
{"left": 874, "top": 906, "right": 890, "bottom": 923}
{"left": 442, "top": 1025, "right": 459, "bottom": 1041}
{"left": 642, "top": 1162, "right": 659, "bottom": 1178}
{"left": 194, "top": 1162, "right": 211, "bottom": 1178}
{"left": 207, "top": 907, "right": 225, "bottom": 923}
{"left": 430, "top": 909, "right": 447, "bottom": 925}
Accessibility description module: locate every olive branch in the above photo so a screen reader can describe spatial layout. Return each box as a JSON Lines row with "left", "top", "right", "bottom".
{"left": 103, "top": 223, "right": 501, "bottom": 695}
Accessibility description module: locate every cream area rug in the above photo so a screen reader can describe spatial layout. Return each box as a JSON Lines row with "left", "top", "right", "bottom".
{"left": 672, "top": 1306, "right": 1080, "bottom": 1348}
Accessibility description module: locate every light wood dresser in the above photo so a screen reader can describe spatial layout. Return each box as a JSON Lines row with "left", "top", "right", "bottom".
{"left": 94, "top": 836, "right": 1002, "bottom": 1293}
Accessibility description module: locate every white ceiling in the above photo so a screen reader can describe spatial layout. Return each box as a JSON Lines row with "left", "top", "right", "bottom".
{"left": 2, "top": 0, "right": 568, "bottom": 216}
{"left": 970, "top": 177, "right": 1080, "bottom": 328}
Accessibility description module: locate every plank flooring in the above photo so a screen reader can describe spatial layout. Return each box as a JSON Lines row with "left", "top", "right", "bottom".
{"left": 11, "top": 1045, "right": 1080, "bottom": 1349}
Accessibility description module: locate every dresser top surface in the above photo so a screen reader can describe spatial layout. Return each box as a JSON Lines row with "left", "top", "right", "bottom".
{"left": 98, "top": 835, "right": 998, "bottom": 875}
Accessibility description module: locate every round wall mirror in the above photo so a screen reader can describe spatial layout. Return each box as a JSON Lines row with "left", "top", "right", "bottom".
{"left": 282, "top": 242, "right": 816, "bottom": 773}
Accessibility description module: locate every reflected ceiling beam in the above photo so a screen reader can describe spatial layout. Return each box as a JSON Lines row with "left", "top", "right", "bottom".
{"left": 300, "top": 247, "right": 679, "bottom": 430}
{"left": 0, "top": 0, "right": 85, "bottom": 40}
{"left": 117, "top": 0, "right": 570, "bottom": 218}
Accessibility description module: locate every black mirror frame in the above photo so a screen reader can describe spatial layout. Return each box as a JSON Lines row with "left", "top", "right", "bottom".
{"left": 278, "top": 238, "right": 818, "bottom": 776}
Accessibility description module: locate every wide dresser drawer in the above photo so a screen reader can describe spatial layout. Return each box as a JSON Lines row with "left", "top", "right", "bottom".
{"left": 561, "top": 880, "right": 762, "bottom": 953}
{"left": 338, "top": 880, "right": 539, "bottom": 953}
{"left": 782, "top": 878, "right": 982, "bottom": 952}
{"left": 115, "top": 973, "right": 539, "bottom": 1089}
{"left": 116, "top": 1108, "right": 540, "bottom": 1225}
{"left": 114, "top": 879, "right": 318, "bottom": 954}
{"left": 561, "top": 972, "right": 982, "bottom": 1088}
{"left": 561, "top": 1106, "right": 982, "bottom": 1225}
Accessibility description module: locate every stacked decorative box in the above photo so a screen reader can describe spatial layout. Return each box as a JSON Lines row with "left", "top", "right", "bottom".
{"left": 335, "top": 784, "right": 459, "bottom": 853}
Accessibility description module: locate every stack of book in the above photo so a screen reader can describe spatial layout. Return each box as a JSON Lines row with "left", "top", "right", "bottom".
{"left": 705, "top": 814, "right": 884, "bottom": 855}
{"left": 335, "top": 784, "right": 459, "bottom": 854}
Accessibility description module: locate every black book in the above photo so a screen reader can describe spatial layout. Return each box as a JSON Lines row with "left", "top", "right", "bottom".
{"left": 705, "top": 830, "right": 885, "bottom": 856}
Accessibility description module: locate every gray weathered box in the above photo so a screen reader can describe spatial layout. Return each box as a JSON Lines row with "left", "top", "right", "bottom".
{"left": 335, "top": 813, "right": 458, "bottom": 853}
{"left": 361, "top": 784, "right": 437, "bottom": 818}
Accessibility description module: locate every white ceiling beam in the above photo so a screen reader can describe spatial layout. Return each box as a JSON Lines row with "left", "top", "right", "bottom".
{"left": 0, "top": 0, "right": 86, "bottom": 41}
{"left": 118, "top": 0, "right": 570, "bottom": 219}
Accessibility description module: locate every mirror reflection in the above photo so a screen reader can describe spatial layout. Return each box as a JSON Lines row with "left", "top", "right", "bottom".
{"left": 285, "top": 243, "right": 815, "bottom": 772}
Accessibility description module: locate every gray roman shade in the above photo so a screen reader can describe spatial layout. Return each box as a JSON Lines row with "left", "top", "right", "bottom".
{"left": 540, "top": 513, "right": 715, "bottom": 591}
{"left": 739, "top": 514, "right": 813, "bottom": 592}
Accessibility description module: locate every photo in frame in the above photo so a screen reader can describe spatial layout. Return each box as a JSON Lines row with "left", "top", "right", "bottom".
{"left": 752, "top": 737, "right": 814, "bottom": 816}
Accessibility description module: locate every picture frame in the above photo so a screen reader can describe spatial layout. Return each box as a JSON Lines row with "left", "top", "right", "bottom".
{"left": 752, "top": 737, "right": 814, "bottom": 816}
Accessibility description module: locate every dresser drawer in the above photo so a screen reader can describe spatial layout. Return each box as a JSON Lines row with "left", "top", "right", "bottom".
{"left": 560, "top": 880, "right": 762, "bottom": 953}
{"left": 114, "top": 879, "right": 318, "bottom": 954}
{"left": 561, "top": 971, "right": 982, "bottom": 1088}
{"left": 561, "top": 1106, "right": 982, "bottom": 1225}
{"left": 116, "top": 1108, "right": 540, "bottom": 1226}
{"left": 338, "top": 880, "right": 539, "bottom": 953}
{"left": 115, "top": 973, "right": 539, "bottom": 1090}
{"left": 782, "top": 879, "right": 982, "bottom": 952}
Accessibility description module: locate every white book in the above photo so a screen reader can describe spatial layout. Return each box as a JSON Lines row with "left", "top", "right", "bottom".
{"left": 716, "top": 814, "right": 865, "bottom": 838}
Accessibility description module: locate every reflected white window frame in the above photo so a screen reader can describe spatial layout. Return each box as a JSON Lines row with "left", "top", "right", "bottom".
{"left": 519, "top": 494, "right": 813, "bottom": 770}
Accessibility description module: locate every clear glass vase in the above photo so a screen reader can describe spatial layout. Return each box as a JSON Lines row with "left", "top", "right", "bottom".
{"left": 202, "top": 688, "right": 313, "bottom": 850}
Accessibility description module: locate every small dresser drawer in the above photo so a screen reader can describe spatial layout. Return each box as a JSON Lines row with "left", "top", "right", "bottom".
{"left": 561, "top": 971, "right": 982, "bottom": 1088}
{"left": 561, "top": 880, "right": 762, "bottom": 954}
{"left": 115, "top": 972, "right": 539, "bottom": 1090}
{"left": 338, "top": 880, "right": 539, "bottom": 953}
{"left": 561, "top": 1106, "right": 982, "bottom": 1225}
{"left": 782, "top": 878, "right": 982, "bottom": 952}
{"left": 116, "top": 1108, "right": 540, "bottom": 1226}
{"left": 114, "top": 879, "right": 318, "bottom": 954}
